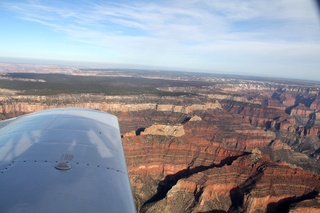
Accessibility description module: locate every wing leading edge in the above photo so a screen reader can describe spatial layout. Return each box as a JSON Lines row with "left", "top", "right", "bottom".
{"left": 0, "top": 108, "right": 136, "bottom": 213}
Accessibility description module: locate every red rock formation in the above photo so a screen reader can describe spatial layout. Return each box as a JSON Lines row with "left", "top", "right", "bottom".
{"left": 282, "top": 93, "right": 297, "bottom": 106}
{"left": 0, "top": 83, "right": 319, "bottom": 212}
{"left": 122, "top": 110, "right": 319, "bottom": 212}
{"left": 220, "top": 100, "right": 289, "bottom": 128}
{"left": 289, "top": 196, "right": 320, "bottom": 213}
{"left": 123, "top": 133, "right": 246, "bottom": 211}
{"left": 135, "top": 152, "right": 320, "bottom": 212}
{"left": 310, "top": 97, "right": 320, "bottom": 110}
{"left": 305, "top": 126, "right": 320, "bottom": 137}
{"left": 140, "top": 124, "right": 185, "bottom": 137}
{"left": 290, "top": 104, "right": 314, "bottom": 117}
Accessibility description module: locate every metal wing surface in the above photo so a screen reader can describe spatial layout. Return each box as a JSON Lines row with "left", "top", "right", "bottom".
{"left": 0, "top": 108, "right": 136, "bottom": 213}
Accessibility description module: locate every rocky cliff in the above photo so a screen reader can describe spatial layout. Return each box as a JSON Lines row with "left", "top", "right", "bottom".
{"left": 121, "top": 105, "right": 319, "bottom": 212}
{"left": 0, "top": 77, "right": 320, "bottom": 212}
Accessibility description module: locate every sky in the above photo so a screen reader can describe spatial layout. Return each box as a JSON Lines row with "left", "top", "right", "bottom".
{"left": 0, "top": 0, "right": 320, "bottom": 80}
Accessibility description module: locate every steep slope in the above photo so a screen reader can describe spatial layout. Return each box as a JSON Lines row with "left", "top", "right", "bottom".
{"left": 0, "top": 77, "right": 320, "bottom": 212}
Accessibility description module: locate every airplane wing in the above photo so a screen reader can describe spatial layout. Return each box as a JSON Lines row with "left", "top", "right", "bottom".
{"left": 0, "top": 108, "right": 136, "bottom": 213}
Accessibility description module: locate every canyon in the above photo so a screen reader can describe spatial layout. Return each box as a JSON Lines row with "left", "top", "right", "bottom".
{"left": 0, "top": 70, "right": 319, "bottom": 212}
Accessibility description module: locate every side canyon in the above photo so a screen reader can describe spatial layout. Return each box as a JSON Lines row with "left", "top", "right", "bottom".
{"left": 0, "top": 71, "right": 319, "bottom": 212}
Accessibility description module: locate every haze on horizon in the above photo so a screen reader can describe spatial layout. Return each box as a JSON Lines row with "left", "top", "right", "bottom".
{"left": 0, "top": 0, "right": 320, "bottom": 81}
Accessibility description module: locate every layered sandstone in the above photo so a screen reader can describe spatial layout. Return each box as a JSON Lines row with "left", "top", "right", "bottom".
{"left": 289, "top": 196, "right": 320, "bottom": 213}
{"left": 133, "top": 151, "right": 320, "bottom": 212}
{"left": 0, "top": 74, "right": 320, "bottom": 212}
{"left": 0, "top": 101, "right": 221, "bottom": 115}
{"left": 290, "top": 104, "right": 314, "bottom": 117}
{"left": 140, "top": 124, "right": 185, "bottom": 137}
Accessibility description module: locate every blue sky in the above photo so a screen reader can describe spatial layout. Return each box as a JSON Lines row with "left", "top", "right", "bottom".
{"left": 0, "top": 0, "right": 320, "bottom": 80}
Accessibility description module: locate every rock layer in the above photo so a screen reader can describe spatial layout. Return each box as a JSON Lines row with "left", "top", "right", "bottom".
{"left": 0, "top": 77, "right": 320, "bottom": 212}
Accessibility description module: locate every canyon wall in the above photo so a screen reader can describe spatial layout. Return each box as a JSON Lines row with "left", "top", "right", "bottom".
{"left": 0, "top": 81, "right": 320, "bottom": 212}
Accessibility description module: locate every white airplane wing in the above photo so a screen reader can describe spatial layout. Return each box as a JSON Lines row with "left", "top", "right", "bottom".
{"left": 0, "top": 108, "right": 136, "bottom": 213}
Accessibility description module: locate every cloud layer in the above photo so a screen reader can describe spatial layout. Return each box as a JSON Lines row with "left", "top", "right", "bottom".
{"left": 1, "top": 0, "right": 320, "bottom": 79}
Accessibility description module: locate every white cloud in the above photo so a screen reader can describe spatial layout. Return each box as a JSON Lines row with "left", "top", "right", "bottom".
{"left": 2, "top": 0, "right": 319, "bottom": 42}
{"left": 1, "top": 0, "right": 320, "bottom": 80}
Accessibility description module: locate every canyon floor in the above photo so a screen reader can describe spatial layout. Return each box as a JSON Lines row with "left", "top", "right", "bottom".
{"left": 0, "top": 65, "right": 320, "bottom": 212}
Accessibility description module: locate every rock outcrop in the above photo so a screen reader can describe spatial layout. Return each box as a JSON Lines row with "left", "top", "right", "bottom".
{"left": 140, "top": 124, "right": 185, "bottom": 137}
{"left": 0, "top": 75, "right": 320, "bottom": 212}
